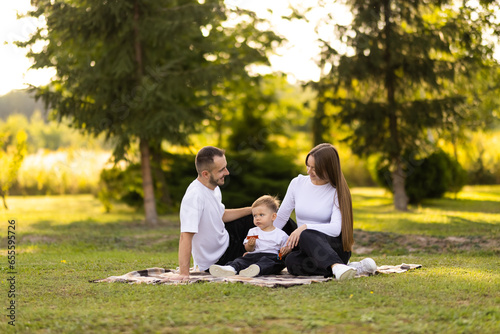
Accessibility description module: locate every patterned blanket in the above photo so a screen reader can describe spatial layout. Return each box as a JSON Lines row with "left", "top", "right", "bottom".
{"left": 91, "top": 263, "right": 422, "bottom": 288}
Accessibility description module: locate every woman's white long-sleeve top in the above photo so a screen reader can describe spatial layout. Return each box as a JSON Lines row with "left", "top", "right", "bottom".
{"left": 274, "top": 174, "right": 342, "bottom": 237}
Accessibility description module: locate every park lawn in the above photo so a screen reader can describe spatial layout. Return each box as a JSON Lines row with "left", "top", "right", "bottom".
{"left": 0, "top": 186, "right": 499, "bottom": 333}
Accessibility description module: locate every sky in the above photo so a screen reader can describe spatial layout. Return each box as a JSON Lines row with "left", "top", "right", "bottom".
{"left": 0, "top": 0, "right": 55, "bottom": 96}
{"left": 0, "top": 0, "right": 355, "bottom": 97}
{"left": 3, "top": 1, "right": 495, "bottom": 97}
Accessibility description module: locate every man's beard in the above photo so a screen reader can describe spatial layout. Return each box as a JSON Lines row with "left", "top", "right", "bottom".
{"left": 209, "top": 173, "right": 224, "bottom": 187}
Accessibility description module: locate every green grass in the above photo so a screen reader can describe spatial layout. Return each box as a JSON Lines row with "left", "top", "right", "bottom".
{"left": 1, "top": 186, "right": 499, "bottom": 333}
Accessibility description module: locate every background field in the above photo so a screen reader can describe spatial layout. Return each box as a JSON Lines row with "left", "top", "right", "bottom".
{"left": 1, "top": 186, "right": 499, "bottom": 333}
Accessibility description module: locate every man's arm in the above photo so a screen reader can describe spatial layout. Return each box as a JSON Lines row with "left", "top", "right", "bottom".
{"left": 178, "top": 232, "right": 195, "bottom": 277}
{"left": 222, "top": 207, "right": 252, "bottom": 223}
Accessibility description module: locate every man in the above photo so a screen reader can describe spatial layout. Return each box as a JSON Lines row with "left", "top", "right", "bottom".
{"left": 176, "top": 146, "right": 253, "bottom": 280}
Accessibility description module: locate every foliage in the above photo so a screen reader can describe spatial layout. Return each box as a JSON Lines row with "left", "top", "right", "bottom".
{"left": 14, "top": 149, "right": 111, "bottom": 196}
{"left": 311, "top": 0, "right": 500, "bottom": 210}
{"left": 440, "top": 128, "right": 500, "bottom": 185}
{"left": 375, "top": 150, "right": 467, "bottom": 204}
{"left": 0, "top": 112, "right": 109, "bottom": 153}
{"left": 218, "top": 75, "right": 310, "bottom": 153}
{"left": 221, "top": 150, "right": 302, "bottom": 207}
{"left": 0, "top": 129, "right": 27, "bottom": 208}
{"left": 0, "top": 188, "right": 498, "bottom": 333}
{"left": 0, "top": 113, "right": 111, "bottom": 197}
{"left": 331, "top": 144, "right": 376, "bottom": 188}
{"left": 19, "top": 0, "right": 282, "bottom": 222}
{"left": 187, "top": 75, "right": 315, "bottom": 169}
{"left": 98, "top": 150, "right": 301, "bottom": 212}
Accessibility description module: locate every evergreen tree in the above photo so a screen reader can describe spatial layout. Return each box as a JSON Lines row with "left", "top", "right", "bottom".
{"left": 314, "top": 0, "right": 500, "bottom": 210}
{"left": 19, "top": 0, "right": 278, "bottom": 222}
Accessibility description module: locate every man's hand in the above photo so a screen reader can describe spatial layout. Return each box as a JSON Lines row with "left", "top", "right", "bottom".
{"left": 166, "top": 274, "right": 190, "bottom": 282}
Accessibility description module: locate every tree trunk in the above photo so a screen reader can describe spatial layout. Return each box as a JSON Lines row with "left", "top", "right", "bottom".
{"left": 313, "top": 97, "right": 327, "bottom": 146}
{"left": 392, "top": 159, "right": 409, "bottom": 211}
{"left": 383, "top": 0, "right": 408, "bottom": 210}
{"left": 0, "top": 189, "right": 8, "bottom": 210}
{"left": 133, "top": 1, "right": 158, "bottom": 223}
{"left": 150, "top": 142, "right": 173, "bottom": 208}
{"left": 216, "top": 114, "right": 223, "bottom": 148}
{"left": 140, "top": 138, "right": 158, "bottom": 224}
{"left": 313, "top": 86, "right": 327, "bottom": 146}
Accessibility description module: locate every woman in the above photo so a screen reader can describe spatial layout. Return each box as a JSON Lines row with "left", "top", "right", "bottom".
{"left": 273, "top": 143, "right": 377, "bottom": 280}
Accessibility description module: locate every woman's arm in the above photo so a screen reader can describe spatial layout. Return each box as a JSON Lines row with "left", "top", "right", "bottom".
{"left": 274, "top": 177, "right": 297, "bottom": 229}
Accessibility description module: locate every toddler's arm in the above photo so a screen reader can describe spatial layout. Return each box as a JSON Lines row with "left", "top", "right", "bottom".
{"left": 245, "top": 237, "right": 256, "bottom": 252}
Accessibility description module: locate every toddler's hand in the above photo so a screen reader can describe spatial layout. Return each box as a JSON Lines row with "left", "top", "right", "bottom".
{"left": 247, "top": 238, "right": 256, "bottom": 247}
{"left": 280, "top": 246, "right": 291, "bottom": 257}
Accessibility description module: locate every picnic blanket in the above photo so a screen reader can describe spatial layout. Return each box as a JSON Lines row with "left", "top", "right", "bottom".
{"left": 91, "top": 263, "right": 422, "bottom": 288}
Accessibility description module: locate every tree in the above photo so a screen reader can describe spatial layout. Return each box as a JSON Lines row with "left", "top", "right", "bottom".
{"left": 190, "top": 72, "right": 312, "bottom": 155}
{"left": 0, "top": 130, "right": 27, "bottom": 209}
{"left": 19, "top": 0, "right": 279, "bottom": 222}
{"left": 313, "top": 0, "right": 500, "bottom": 210}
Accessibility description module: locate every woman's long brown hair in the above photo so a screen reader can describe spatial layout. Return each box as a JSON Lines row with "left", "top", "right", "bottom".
{"left": 306, "top": 143, "right": 354, "bottom": 252}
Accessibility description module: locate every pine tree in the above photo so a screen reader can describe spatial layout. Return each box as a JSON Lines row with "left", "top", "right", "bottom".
{"left": 19, "top": 0, "right": 278, "bottom": 222}
{"left": 315, "top": 0, "right": 500, "bottom": 210}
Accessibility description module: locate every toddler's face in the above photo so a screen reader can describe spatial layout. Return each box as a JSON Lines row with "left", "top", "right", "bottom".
{"left": 251, "top": 205, "right": 276, "bottom": 231}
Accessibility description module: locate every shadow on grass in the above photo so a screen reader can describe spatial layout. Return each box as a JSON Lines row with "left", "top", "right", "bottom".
{"left": 353, "top": 193, "right": 500, "bottom": 214}
{"left": 20, "top": 217, "right": 499, "bottom": 258}
{"left": 353, "top": 229, "right": 499, "bottom": 256}
{"left": 19, "top": 218, "right": 181, "bottom": 253}
{"left": 420, "top": 198, "right": 500, "bottom": 213}
{"left": 355, "top": 212, "right": 498, "bottom": 237}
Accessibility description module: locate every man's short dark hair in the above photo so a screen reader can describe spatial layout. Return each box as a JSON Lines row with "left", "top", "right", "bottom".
{"left": 195, "top": 146, "right": 225, "bottom": 175}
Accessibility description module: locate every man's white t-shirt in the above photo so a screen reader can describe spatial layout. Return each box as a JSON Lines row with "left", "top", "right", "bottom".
{"left": 273, "top": 174, "right": 342, "bottom": 237}
{"left": 180, "top": 179, "right": 229, "bottom": 271}
{"left": 244, "top": 227, "right": 288, "bottom": 254}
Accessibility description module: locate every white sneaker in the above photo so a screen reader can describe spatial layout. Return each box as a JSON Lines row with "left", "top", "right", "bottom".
{"left": 332, "top": 264, "right": 356, "bottom": 281}
{"left": 209, "top": 265, "right": 236, "bottom": 277}
{"left": 239, "top": 264, "right": 260, "bottom": 277}
{"left": 348, "top": 258, "right": 377, "bottom": 275}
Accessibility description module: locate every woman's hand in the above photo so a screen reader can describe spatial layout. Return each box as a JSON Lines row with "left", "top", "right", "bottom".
{"left": 286, "top": 224, "right": 307, "bottom": 249}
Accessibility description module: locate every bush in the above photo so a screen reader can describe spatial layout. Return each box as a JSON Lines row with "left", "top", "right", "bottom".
{"left": 98, "top": 150, "right": 301, "bottom": 212}
{"left": 375, "top": 150, "right": 467, "bottom": 204}
{"left": 221, "top": 151, "right": 302, "bottom": 207}
{"left": 467, "top": 156, "right": 498, "bottom": 185}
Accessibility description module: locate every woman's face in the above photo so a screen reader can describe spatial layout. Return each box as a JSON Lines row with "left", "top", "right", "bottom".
{"left": 306, "top": 155, "right": 328, "bottom": 185}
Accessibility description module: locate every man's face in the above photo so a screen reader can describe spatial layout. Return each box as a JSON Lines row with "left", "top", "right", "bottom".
{"left": 208, "top": 155, "right": 230, "bottom": 188}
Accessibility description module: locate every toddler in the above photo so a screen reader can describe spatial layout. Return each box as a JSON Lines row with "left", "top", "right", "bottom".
{"left": 209, "top": 195, "right": 289, "bottom": 277}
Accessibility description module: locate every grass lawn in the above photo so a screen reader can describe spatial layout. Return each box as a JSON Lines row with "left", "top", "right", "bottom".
{"left": 1, "top": 186, "right": 499, "bottom": 333}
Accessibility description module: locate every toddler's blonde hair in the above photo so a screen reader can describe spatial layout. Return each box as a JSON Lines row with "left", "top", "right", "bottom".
{"left": 252, "top": 195, "right": 280, "bottom": 212}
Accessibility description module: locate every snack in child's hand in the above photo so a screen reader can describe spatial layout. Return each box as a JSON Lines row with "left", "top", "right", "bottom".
{"left": 246, "top": 235, "right": 259, "bottom": 240}
{"left": 277, "top": 252, "right": 283, "bottom": 260}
